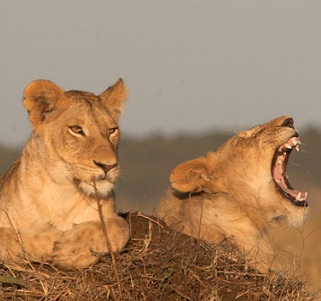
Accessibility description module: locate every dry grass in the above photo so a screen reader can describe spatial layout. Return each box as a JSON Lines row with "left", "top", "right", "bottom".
{"left": 0, "top": 212, "right": 318, "bottom": 301}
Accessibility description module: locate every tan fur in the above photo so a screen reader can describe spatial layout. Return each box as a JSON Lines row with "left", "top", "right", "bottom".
{"left": 0, "top": 79, "right": 129, "bottom": 269}
{"left": 158, "top": 116, "right": 309, "bottom": 272}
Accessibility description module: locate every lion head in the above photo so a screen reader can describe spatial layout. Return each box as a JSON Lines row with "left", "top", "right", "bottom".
{"left": 22, "top": 78, "right": 128, "bottom": 199}
{"left": 168, "top": 115, "right": 308, "bottom": 230}
{"left": 158, "top": 116, "right": 309, "bottom": 271}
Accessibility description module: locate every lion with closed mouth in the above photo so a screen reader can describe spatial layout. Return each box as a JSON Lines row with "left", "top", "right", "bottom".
{"left": 158, "top": 116, "right": 309, "bottom": 272}
{"left": 0, "top": 79, "right": 129, "bottom": 269}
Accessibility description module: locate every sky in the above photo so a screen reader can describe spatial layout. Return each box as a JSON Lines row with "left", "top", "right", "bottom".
{"left": 1, "top": 0, "right": 321, "bottom": 146}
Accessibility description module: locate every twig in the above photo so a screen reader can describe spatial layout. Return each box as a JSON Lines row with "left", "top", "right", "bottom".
{"left": 235, "top": 289, "right": 251, "bottom": 299}
{"left": 136, "top": 211, "right": 164, "bottom": 229}
{"left": 189, "top": 269, "right": 206, "bottom": 287}
{"left": 174, "top": 288, "right": 193, "bottom": 300}
{"left": 93, "top": 181, "right": 122, "bottom": 299}
{"left": 4, "top": 211, "right": 49, "bottom": 296}
{"left": 4, "top": 210, "right": 27, "bottom": 259}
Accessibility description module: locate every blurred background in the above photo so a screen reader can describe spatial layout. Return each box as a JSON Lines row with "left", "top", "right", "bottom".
{"left": 0, "top": 0, "right": 320, "bottom": 290}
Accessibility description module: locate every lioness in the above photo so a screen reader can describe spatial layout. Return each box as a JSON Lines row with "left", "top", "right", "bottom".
{"left": 0, "top": 79, "right": 129, "bottom": 269}
{"left": 158, "top": 116, "right": 309, "bottom": 272}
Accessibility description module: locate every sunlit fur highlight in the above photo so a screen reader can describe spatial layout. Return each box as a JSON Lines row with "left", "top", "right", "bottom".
{"left": 0, "top": 78, "right": 129, "bottom": 269}
{"left": 158, "top": 116, "right": 309, "bottom": 272}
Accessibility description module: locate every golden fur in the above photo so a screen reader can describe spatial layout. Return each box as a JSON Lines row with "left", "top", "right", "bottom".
{"left": 0, "top": 79, "right": 129, "bottom": 269}
{"left": 158, "top": 116, "right": 309, "bottom": 272}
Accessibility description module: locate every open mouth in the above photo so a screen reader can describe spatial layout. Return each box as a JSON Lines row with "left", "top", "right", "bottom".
{"left": 272, "top": 134, "right": 308, "bottom": 207}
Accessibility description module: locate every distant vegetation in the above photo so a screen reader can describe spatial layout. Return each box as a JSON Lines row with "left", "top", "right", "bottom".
{"left": 1, "top": 127, "right": 319, "bottom": 213}
{"left": 116, "top": 131, "right": 231, "bottom": 212}
{"left": 0, "top": 145, "right": 20, "bottom": 174}
{"left": 118, "top": 127, "right": 320, "bottom": 213}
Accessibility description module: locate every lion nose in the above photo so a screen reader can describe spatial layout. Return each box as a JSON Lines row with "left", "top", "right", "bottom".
{"left": 281, "top": 117, "right": 294, "bottom": 129}
{"left": 93, "top": 160, "right": 117, "bottom": 175}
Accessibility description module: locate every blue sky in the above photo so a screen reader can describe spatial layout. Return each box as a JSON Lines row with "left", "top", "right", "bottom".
{"left": 1, "top": 0, "right": 321, "bottom": 146}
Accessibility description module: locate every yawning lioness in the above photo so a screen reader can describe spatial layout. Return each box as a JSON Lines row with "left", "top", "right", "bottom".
{"left": 158, "top": 116, "right": 309, "bottom": 272}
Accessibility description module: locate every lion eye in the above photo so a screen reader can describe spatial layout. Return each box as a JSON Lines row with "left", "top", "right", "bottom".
{"left": 109, "top": 127, "right": 118, "bottom": 135}
{"left": 69, "top": 125, "right": 85, "bottom": 136}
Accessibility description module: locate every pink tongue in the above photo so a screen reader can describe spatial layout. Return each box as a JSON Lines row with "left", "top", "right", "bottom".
{"left": 273, "top": 159, "right": 307, "bottom": 200}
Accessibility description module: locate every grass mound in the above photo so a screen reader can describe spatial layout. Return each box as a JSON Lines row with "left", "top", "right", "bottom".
{"left": 0, "top": 212, "right": 316, "bottom": 301}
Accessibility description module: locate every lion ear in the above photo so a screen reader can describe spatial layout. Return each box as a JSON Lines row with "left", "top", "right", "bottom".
{"left": 99, "top": 78, "right": 128, "bottom": 122}
{"left": 170, "top": 157, "right": 211, "bottom": 194}
{"left": 23, "top": 80, "right": 66, "bottom": 127}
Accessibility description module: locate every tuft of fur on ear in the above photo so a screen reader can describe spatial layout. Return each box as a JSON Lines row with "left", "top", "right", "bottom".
{"left": 99, "top": 78, "right": 128, "bottom": 122}
{"left": 23, "top": 80, "right": 66, "bottom": 127}
{"left": 170, "top": 157, "right": 211, "bottom": 194}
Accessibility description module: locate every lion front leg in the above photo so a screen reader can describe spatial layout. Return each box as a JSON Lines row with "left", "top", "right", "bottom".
{"left": 52, "top": 217, "right": 129, "bottom": 269}
{"left": 0, "top": 227, "right": 22, "bottom": 261}
{"left": 0, "top": 225, "right": 63, "bottom": 263}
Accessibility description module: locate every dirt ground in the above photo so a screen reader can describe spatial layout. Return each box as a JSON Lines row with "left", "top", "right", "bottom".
{"left": 0, "top": 212, "right": 317, "bottom": 301}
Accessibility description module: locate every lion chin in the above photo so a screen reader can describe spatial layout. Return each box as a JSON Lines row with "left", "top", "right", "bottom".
{"left": 158, "top": 115, "right": 309, "bottom": 273}
{"left": 77, "top": 179, "right": 115, "bottom": 199}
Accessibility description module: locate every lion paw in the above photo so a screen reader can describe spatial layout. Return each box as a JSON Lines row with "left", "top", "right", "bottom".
{"left": 52, "top": 218, "right": 129, "bottom": 269}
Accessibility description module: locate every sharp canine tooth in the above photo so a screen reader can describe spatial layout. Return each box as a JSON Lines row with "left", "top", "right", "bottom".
{"left": 295, "top": 192, "right": 302, "bottom": 201}
{"left": 295, "top": 144, "right": 300, "bottom": 152}
{"left": 284, "top": 143, "right": 292, "bottom": 149}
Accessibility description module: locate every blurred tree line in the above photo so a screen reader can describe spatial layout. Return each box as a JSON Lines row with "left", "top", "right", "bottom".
{"left": 0, "top": 146, "right": 20, "bottom": 174}
{"left": 0, "top": 128, "right": 319, "bottom": 213}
